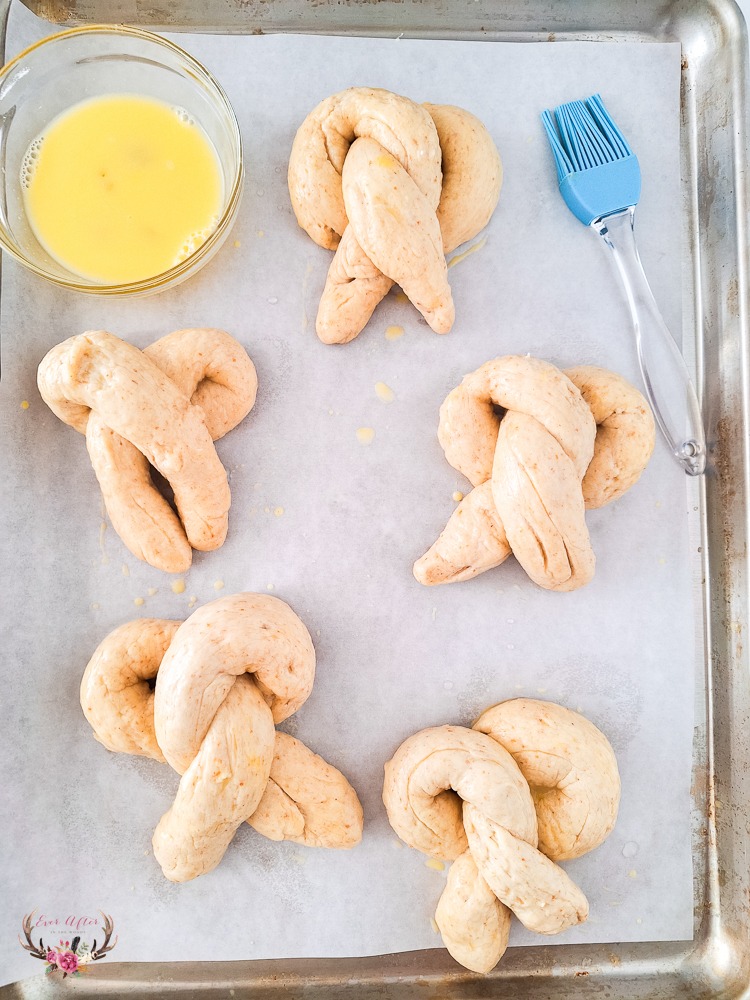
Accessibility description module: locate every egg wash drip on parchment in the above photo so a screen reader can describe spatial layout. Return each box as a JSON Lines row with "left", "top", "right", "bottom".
{"left": 21, "top": 95, "right": 223, "bottom": 284}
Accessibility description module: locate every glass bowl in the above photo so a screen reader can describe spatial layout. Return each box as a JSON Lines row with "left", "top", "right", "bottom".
{"left": 0, "top": 25, "right": 243, "bottom": 295}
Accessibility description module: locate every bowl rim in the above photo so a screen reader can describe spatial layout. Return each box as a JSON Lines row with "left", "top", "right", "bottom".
{"left": 0, "top": 23, "right": 244, "bottom": 294}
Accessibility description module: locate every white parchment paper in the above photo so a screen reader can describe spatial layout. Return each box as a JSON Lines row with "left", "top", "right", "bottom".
{"left": 0, "top": 0, "right": 698, "bottom": 984}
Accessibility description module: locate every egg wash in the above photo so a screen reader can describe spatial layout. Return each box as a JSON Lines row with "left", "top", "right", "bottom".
{"left": 22, "top": 94, "right": 224, "bottom": 284}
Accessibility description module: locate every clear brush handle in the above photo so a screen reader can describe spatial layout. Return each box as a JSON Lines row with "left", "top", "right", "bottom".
{"left": 592, "top": 207, "right": 706, "bottom": 477}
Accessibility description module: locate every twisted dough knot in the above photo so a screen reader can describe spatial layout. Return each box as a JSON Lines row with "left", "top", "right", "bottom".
{"left": 383, "top": 699, "right": 620, "bottom": 973}
{"left": 37, "top": 328, "right": 257, "bottom": 574}
{"left": 414, "top": 356, "right": 656, "bottom": 591}
{"left": 288, "top": 87, "right": 502, "bottom": 344}
{"left": 81, "top": 593, "right": 363, "bottom": 883}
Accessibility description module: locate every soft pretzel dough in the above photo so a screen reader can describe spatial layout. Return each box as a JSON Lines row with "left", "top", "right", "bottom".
{"left": 382, "top": 700, "right": 620, "bottom": 973}
{"left": 474, "top": 699, "right": 620, "bottom": 861}
{"left": 434, "top": 850, "right": 510, "bottom": 975}
{"left": 37, "top": 328, "right": 257, "bottom": 574}
{"left": 383, "top": 723, "right": 588, "bottom": 973}
{"left": 414, "top": 356, "right": 655, "bottom": 591}
{"left": 81, "top": 594, "right": 363, "bottom": 882}
{"left": 288, "top": 87, "right": 502, "bottom": 344}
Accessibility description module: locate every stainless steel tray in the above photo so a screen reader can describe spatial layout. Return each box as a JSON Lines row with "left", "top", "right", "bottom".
{"left": 1, "top": 0, "right": 748, "bottom": 996}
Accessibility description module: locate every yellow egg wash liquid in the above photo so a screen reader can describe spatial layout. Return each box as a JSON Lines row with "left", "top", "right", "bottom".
{"left": 22, "top": 94, "right": 223, "bottom": 284}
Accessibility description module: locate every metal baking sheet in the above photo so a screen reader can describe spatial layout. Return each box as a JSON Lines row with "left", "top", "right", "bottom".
{"left": 0, "top": 0, "right": 748, "bottom": 997}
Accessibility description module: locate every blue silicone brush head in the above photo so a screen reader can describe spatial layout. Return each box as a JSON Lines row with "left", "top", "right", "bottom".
{"left": 541, "top": 94, "right": 641, "bottom": 225}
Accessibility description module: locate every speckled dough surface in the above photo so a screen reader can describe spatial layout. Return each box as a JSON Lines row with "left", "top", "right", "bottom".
{"left": 37, "top": 328, "right": 257, "bottom": 574}
{"left": 288, "top": 87, "right": 502, "bottom": 344}
{"left": 81, "top": 593, "right": 363, "bottom": 882}
{"left": 414, "top": 357, "right": 655, "bottom": 591}
{"left": 383, "top": 700, "right": 620, "bottom": 972}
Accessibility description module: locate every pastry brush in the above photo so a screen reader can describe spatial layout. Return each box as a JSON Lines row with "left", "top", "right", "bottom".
{"left": 542, "top": 93, "right": 706, "bottom": 476}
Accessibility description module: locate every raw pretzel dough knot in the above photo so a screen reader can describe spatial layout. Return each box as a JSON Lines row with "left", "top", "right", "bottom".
{"left": 81, "top": 593, "right": 364, "bottom": 883}
{"left": 383, "top": 699, "right": 621, "bottom": 973}
{"left": 288, "top": 87, "right": 503, "bottom": 344}
{"left": 414, "top": 356, "right": 656, "bottom": 592}
{"left": 37, "top": 328, "right": 258, "bottom": 574}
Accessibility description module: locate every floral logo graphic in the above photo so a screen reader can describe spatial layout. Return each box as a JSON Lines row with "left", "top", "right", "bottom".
{"left": 19, "top": 911, "right": 117, "bottom": 977}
